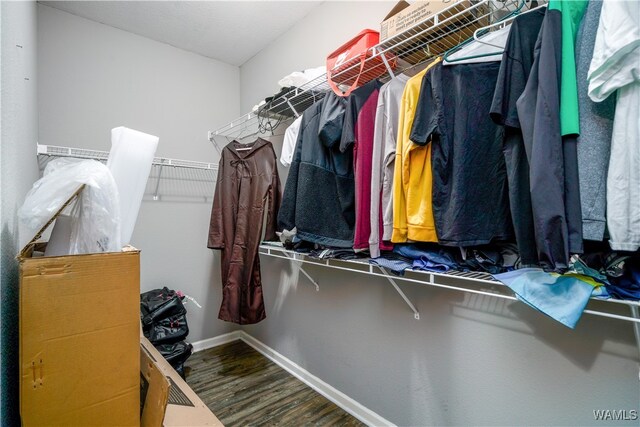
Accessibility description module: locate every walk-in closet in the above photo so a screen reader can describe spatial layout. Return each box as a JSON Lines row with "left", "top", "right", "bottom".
{"left": 2, "top": 1, "right": 639, "bottom": 426}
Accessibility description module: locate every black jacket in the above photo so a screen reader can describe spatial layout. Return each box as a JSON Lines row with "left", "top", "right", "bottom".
{"left": 278, "top": 92, "right": 355, "bottom": 248}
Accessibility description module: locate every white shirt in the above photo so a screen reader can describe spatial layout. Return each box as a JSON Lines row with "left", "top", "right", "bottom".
{"left": 280, "top": 115, "right": 303, "bottom": 167}
{"left": 588, "top": 0, "right": 640, "bottom": 251}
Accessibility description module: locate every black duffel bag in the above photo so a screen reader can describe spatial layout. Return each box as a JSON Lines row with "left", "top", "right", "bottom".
{"left": 140, "top": 287, "right": 186, "bottom": 330}
{"left": 144, "top": 313, "right": 189, "bottom": 345}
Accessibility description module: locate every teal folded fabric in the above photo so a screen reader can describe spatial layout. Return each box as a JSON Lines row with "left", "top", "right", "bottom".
{"left": 493, "top": 268, "right": 595, "bottom": 328}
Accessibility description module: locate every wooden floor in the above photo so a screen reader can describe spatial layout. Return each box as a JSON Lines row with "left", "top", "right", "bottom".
{"left": 185, "top": 340, "right": 365, "bottom": 427}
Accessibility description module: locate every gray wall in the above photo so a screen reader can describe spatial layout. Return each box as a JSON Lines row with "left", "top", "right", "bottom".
{"left": 1, "top": 1, "right": 40, "bottom": 425}
{"left": 37, "top": 4, "right": 240, "bottom": 342}
{"left": 239, "top": 2, "right": 640, "bottom": 426}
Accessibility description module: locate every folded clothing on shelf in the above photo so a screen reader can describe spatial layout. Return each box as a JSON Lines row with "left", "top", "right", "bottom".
{"left": 394, "top": 244, "right": 460, "bottom": 273}
{"left": 369, "top": 253, "right": 413, "bottom": 275}
{"left": 278, "top": 66, "right": 326, "bottom": 89}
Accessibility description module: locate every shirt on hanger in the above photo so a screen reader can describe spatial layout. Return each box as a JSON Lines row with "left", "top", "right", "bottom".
{"left": 516, "top": 6, "right": 583, "bottom": 272}
{"left": 278, "top": 95, "right": 355, "bottom": 248}
{"left": 588, "top": 0, "right": 640, "bottom": 251}
{"left": 280, "top": 115, "right": 303, "bottom": 167}
{"left": 411, "top": 61, "right": 512, "bottom": 247}
{"left": 552, "top": 1, "right": 589, "bottom": 259}
{"left": 490, "top": 8, "right": 546, "bottom": 129}
{"left": 340, "top": 79, "right": 383, "bottom": 251}
{"left": 490, "top": 7, "right": 546, "bottom": 267}
{"left": 369, "top": 73, "right": 410, "bottom": 257}
{"left": 550, "top": 0, "right": 588, "bottom": 137}
{"left": 391, "top": 57, "right": 441, "bottom": 244}
{"left": 575, "top": 0, "right": 614, "bottom": 242}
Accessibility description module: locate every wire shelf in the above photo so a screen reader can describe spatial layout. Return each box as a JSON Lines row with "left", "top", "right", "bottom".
{"left": 258, "top": 243, "right": 640, "bottom": 325}
{"left": 37, "top": 144, "right": 217, "bottom": 171}
{"left": 211, "top": 0, "right": 534, "bottom": 139}
{"left": 37, "top": 144, "right": 217, "bottom": 202}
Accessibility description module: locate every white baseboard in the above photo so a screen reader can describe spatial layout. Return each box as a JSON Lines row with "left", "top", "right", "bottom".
{"left": 191, "top": 330, "right": 242, "bottom": 353}
{"left": 238, "top": 331, "right": 395, "bottom": 427}
{"left": 191, "top": 330, "right": 394, "bottom": 426}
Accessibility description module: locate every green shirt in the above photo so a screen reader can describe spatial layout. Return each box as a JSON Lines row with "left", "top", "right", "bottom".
{"left": 549, "top": 0, "right": 588, "bottom": 136}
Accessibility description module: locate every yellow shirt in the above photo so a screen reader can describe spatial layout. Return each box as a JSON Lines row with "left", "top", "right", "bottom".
{"left": 391, "top": 58, "right": 441, "bottom": 243}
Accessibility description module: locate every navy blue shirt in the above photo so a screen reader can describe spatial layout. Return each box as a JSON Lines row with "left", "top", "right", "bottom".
{"left": 411, "top": 62, "right": 512, "bottom": 246}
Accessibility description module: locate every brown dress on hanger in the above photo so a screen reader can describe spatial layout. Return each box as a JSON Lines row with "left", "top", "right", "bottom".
{"left": 207, "top": 138, "right": 282, "bottom": 324}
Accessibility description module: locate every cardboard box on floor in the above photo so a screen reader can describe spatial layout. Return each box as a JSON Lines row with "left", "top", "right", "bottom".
{"left": 140, "top": 336, "right": 223, "bottom": 427}
{"left": 18, "top": 186, "right": 141, "bottom": 426}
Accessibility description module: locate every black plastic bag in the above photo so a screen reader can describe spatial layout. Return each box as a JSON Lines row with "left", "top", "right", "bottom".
{"left": 157, "top": 341, "right": 193, "bottom": 380}
{"left": 173, "top": 362, "right": 186, "bottom": 379}
{"left": 144, "top": 313, "right": 189, "bottom": 345}
{"left": 140, "top": 287, "right": 186, "bottom": 329}
{"left": 156, "top": 341, "right": 193, "bottom": 367}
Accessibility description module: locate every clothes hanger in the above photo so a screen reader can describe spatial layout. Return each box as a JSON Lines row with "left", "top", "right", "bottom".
{"left": 235, "top": 131, "right": 257, "bottom": 151}
{"left": 472, "top": 1, "right": 547, "bottom": 49}
{"left": 442, "top": 0, "right": 546, "bottom": 64}
{"left": 442, "top": 22, "right": 512, "bottom": 64}
{"left": 232, "top": 113, "right": 264, "bottom": 149}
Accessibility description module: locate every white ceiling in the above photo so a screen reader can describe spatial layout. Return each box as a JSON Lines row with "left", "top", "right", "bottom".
{"left": 41, "top": 1, "right": 324, "bottom": 66}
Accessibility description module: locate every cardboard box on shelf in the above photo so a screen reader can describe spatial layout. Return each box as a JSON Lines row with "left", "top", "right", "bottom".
{"left": 19, "top": 187, "right": 141, "bottom": 426}
{"left": 380, "top": 0, "right": 488, "bottom": 43}
{"left": 380, "top": 0, "right": 490, "bottom": 64}
{"left": 140, "top": 336, "right": 223, "bottom": 427}
{"left": 381, "top": 0, "right": 455, "bottom": 41}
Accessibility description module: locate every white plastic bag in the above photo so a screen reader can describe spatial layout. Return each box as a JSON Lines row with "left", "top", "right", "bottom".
{"left": 18, "top": 158, "right": 121, "bottom": 254}
{"left": 278, "top": 66, "right": 326, "bottom": 89}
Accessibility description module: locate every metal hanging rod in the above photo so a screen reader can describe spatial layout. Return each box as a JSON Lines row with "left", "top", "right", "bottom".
{"left": 258, "top": 244, "right": 640, "bottom": 325}
{"left": 37, "top": 143, "right": 217, "bottom": 171}
{"left": 211, "top": 0, "right": 532, "bottom": 138}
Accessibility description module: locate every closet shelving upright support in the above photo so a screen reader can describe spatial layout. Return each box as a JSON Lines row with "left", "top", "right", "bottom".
{"left": 210, "top": 0, "right": 533, "bottom": 139}
{"left": 36, "top": 143, "right": 217, "bottom": 201}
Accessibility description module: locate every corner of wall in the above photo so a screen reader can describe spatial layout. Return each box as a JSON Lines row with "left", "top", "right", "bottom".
{"left": 1, "top": 1, "right": 40, "bottom": 425}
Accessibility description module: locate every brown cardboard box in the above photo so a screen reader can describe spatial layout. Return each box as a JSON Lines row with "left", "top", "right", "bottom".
{"left": 380, "top": 1, "right": 488, "bottom": 46}
{"left": 380, "top": 0, "right": 456, "bottom": 41}
{"left": 141, "top": 341, "right": 171, "bottom": 427}
{"left": 380, "top": 0, "right": 489, "bottom": 64}
{"left": 140, "top": 336, "right": 223, "bottom": 427}
{"left": 19, "top": 188, "right": 141, "bottom": 426}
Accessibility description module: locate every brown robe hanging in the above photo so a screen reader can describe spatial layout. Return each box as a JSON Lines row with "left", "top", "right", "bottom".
{"left": 207, "top": 138, "right": 281, "bottom": 324}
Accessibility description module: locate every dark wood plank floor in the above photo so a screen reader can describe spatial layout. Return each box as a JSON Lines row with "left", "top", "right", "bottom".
{"left": 185, "top": 340, "right": 365, "bottom": 427}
